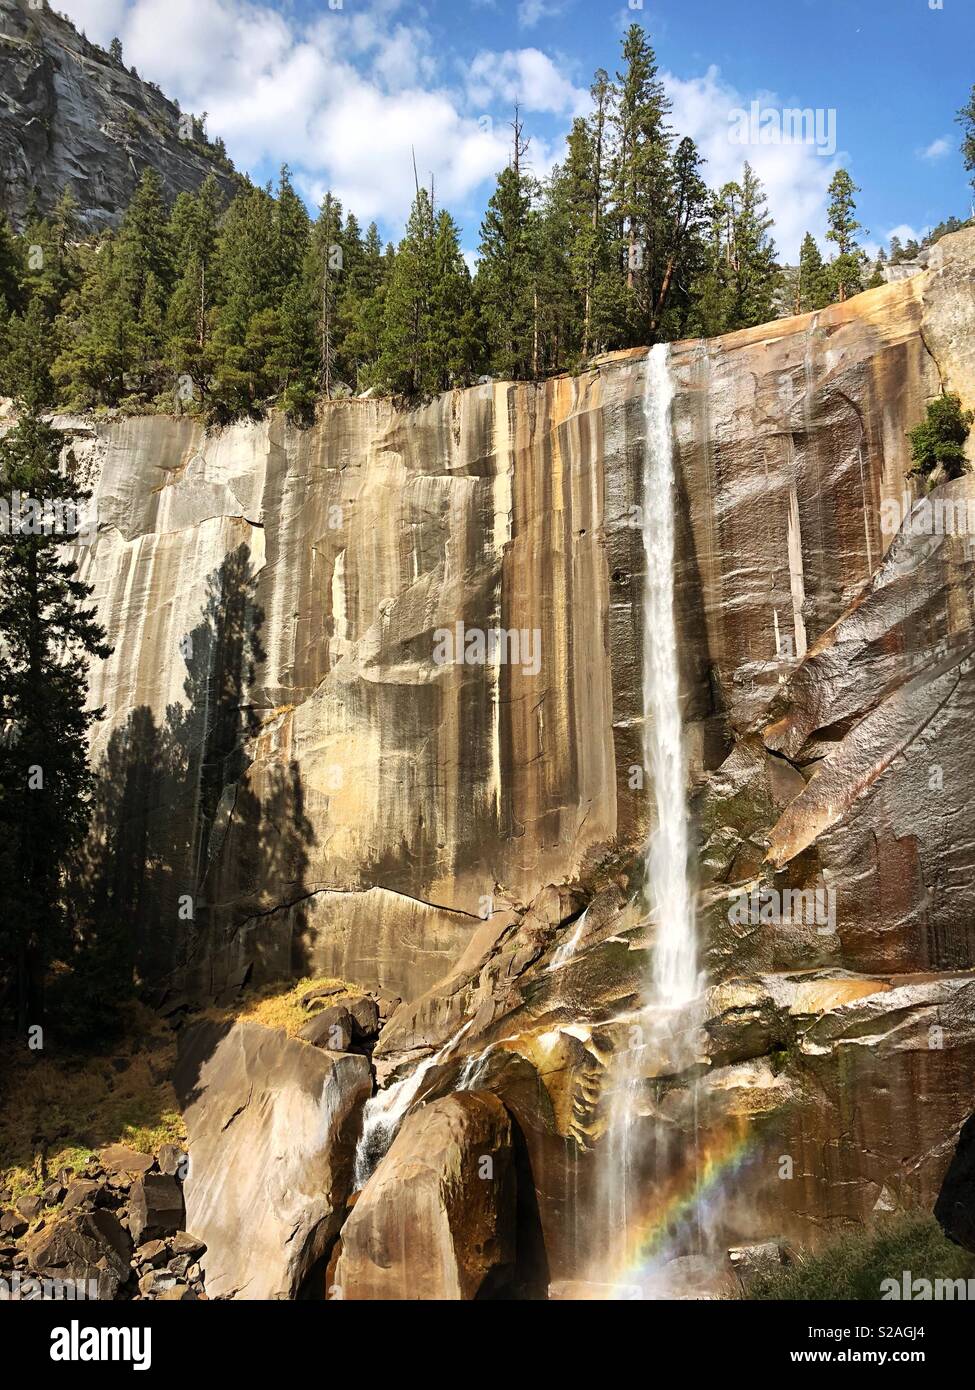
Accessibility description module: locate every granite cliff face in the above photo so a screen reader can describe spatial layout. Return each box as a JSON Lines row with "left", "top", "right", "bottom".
{"left": 64, "top": 227, "right": 975, "bottom": 1292}
{"left": 0, "top": 0, "right": 237, "bottom": 229}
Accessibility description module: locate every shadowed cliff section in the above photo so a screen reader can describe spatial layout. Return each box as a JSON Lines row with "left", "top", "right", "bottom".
{"left": 75, "top": 545, "right": 317, "bottom": 999}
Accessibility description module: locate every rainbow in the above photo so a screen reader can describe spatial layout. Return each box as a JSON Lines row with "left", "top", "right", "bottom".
{"left": 590, "top": 1114, "right": 756, "bottom": 1298}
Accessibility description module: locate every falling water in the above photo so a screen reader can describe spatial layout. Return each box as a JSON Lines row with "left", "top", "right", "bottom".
{"left": 546, "top": 909, "right": 588, "bottom": 973}
{"left": 587, "top": 344, "right": 703, "bottom": 1296}
{"left": 353, "top": 1020, "right": 472, "bottom": 1189}
{"left": 640, "top": 344, "right": 698, "bottom": 1009}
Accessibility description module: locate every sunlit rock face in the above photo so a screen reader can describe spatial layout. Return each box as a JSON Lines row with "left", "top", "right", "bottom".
{"left": 75, "top": 374, "right": 625, "bottom": 998}
{"left": 74, "top": 228, "right": 975, "bottom": 1007}
{"left": 71, "top": 230, "right": 975, "bottom": 1281}
{"left": 334, "top": 1091, "right": 521, "bottom": 1300}
{"left": 174, "top": 1020, "right": 371, "bottom": 1300}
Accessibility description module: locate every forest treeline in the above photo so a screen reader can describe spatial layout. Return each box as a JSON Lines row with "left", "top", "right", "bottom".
{"left": 1, "top": 25, "right": 973, "bottom": 421}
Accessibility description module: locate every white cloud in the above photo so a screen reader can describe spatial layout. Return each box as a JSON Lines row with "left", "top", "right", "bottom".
{"left": 664, "top": 66, "right": 842, "bottom": 260}
{"left": 304, "top": 86, "right": 510, "bottom": 226}
{"left": 517, "top": 0, "right": 569, "bottom": 29}
{"left": 467, "top": 48, "right": 589, "bottom": 117}
{"left": 59, "top": 0, "right": 127, "bottom": 42}
{"left": 885, "top": 223, "right": 929, "bottom": 246}
{"left": 920, "top": 136, "right": 951, "bottom": 161}
{"left": 59, "top": 3, "right": 844, "bottom": 259}
{"left": 58, "top": 0, "right": 520, "bottom": 232}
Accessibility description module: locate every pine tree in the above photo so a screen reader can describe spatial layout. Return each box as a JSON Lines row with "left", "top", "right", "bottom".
{"left": 796, "top": 232, "right": 830, "bottom": 313}
{"left": 210, "top": 184, "right": 279, "bottom": 413}
{"left": 543, "top": 94, "right": 616, "bottom": 366}
{"left": 908, "top": 392, "right": 973, "bottom": 481}
{"left": 4, "top": 296, "right": 56, "bottom": 409}
{"left": 0, "top": 212, "right": 25, "bottom": 390}
{"left": 0, "top": 408, "right": 111, "bottom": 1033}
{"left": 864, "top": 257, "right": 886, "bottom": 291}
{"left": 825, "top": 169, "right": 866, "bottom": 303}
{"left": 51, "top": 231, "right": 124, "bottom": 407}
{"left": 275, "top": 165, "right": 311, "bottom": 290}
{"left": 379, "top": 187, "right": 436, "bottom": 395}
{"left": 19, "top": 191, "right": 82, "bottom": 318}
{"left": 609, "top": 23, "right": 673, "bottom": 344}
{"left": 428, "top": 209, "right": 480, "bottom": 391}
{"left": 264, "top": 182, "right": 319, "bottom": 419}
{"left": 340, "top": 222, "right": 387, "bottom": 388}
{"left": 958, "top": 84, "right": 975, "bottom": 194}
{"left": 0, "top": 212, "right": 22, "bottom": 314}
{"left": 52, "top": 170, "right": 173, "bottom": 405}
{"left": 652, "top": 136, "right": 711, "bottom": 337}
{"left": 476, "top": 146, "right": 536, "bottom": 379}
{"left": 113, "top": 169, "right": 173, "bottom": 315}
{"left": 551, "top": 75, "right": 614, "bottom": 361}
{"left": 167, "top": 175, "right": 223, "bottom": 405}
{"left": 729, "top": 163, "right": 777, "bottom": 328}
{"left": 307, "top": 192, "right": 345, "bottom": 398}
{"left": 536, "top": 149, "right": 584, "bottom": 371}
{"left": 688, "top": 195, "right": 733, "bottom": 338}
{"left": 269, "top": 275, "right": 318, "bottom": 418}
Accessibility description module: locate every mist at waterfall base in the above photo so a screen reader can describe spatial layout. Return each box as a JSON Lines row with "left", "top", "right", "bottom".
{"left": 585, "top": 345, "right": 735, "bottom": 1299}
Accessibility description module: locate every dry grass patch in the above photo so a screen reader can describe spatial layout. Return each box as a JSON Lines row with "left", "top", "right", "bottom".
{"left": 203, "top": 974, "right": 360, "bottom": 1040}
{"left": 0, "top": 1002, "right": 185, "bottom": 1203}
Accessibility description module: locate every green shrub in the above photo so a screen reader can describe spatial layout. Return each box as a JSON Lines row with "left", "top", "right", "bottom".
{"left": 746, "top": 1215, "right": 975, "bottom": 1300}
{"left": 908, "top": 392, "right": 973, "bottom": 480}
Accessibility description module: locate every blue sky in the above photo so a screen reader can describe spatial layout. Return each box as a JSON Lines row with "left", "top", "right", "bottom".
{"left": 62, "top": 0, "right": 975, "bottom": 261}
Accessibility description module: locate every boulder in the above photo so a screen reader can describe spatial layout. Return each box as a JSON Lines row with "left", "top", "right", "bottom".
{"left": 99, "top": 1145, "right": 156, "bottom": 1178}
{"left": 61, "top": 1179, "right": 103, "bottom": 1212}
{"left": 170, "top": 1231, "right": 206, "bottom": 1257}
{"left": 297, "top": 1005, "right": 353, "bottom": 1051}
{"left": 0, "top": 1210, "right": 27, "bottom": 1238}
{"left": 374, "top": 993, "right": 402, "bottom": 1022}
{"left": 14, "top": 1194, "right": 42, "bottom": 1223}
{"left": 729, "top": 1242, "right": 787, "bottom": 1288}
{"left": 174, "top": 1020, "right": 371, "bottom": 1300}
{"left": 334, "top": 1092, "right": 516, "bottom": 1301}
{"left": 25, "top": 1209, "right": 132, "bottom": 1300}
{"left": 134, "top": 1239, "right": 169, "bottom": 1268}
{"left": 347, "top": 995, "right": 380, "bottom": 1042}
{"left": 138, "top": 1268, "right": 178, "bottom": 1297}
{"left": 301, "top": 984, "right": 346, "bottom": 1011}
{"left": 156, "top": 1143, "right": 187, "bottom": 1178}
{"left": 128, "top": 1175, "right": 185, "bottom": 1244}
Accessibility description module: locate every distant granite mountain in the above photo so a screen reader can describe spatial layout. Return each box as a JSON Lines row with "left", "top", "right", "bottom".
{"left": 0, "top": 0, "right": 241, "bottom": 230}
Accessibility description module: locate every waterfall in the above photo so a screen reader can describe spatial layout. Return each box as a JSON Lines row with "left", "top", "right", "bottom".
{"left": 353, "top": 1020, "right": 473, "bottom": 1189}
{"left": 587, "top": 344, "right": 703, "bottom": 1298}
{"left": 546, "top": 909, "right": 588, "bottom": 973}
{"left": 640, "top": 344, "right": 698, "bottom": 1008}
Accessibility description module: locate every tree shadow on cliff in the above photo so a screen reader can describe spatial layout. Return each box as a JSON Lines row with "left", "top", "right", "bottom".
{"left": 65, "top": 544, "right": 318, "bottom": 1040}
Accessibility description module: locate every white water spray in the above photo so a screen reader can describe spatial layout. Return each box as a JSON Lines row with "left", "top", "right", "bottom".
{"left": 547, "top": 909, "right": 588, "bottom": 973}
{"left": 640, "top": 344, "right": 698, "bottom": 1008}
{"left": 353, "top": 1020, "right": 473, "bottom": 1189}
